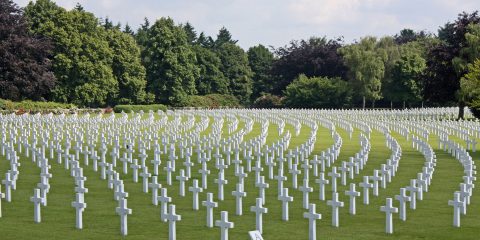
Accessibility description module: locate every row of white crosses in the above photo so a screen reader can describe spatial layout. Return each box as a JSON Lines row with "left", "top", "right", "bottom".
{"left": 2, "top": 108, "right": 476, "bottom": 240}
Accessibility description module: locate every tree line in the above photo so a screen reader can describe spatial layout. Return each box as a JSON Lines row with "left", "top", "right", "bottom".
{"left": 1, "top": 0, "right": 480, "bottom": 118}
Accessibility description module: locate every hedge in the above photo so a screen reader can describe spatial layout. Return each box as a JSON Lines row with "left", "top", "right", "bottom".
{"left": 0, "top": 99, "right": 76, "bottom": 112}
{"left": 186, "top": 94, "right": 241, "bottom": 108}
{"left": 113, "top": 104, "right": 168, "bottom": 113}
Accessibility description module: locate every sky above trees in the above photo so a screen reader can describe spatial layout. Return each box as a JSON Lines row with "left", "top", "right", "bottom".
{"left": 13, "top": 0, "right": 480, "bottom": 49}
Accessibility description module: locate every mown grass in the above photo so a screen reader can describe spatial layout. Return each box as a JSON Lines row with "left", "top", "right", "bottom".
{"left": 0, "top": 113, "right": 478, "bottom": 239}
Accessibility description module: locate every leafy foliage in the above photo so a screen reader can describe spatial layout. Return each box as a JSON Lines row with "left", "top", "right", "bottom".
{"left": 0, "top": 0, "right": 56, "bottom": 101}
{"left": 283, "top": 74, "right": 352, "bottom": 108}
{"left": 247, "top": 44, "right": 275, "bottom": 100}
{"left": 141, "top": 17, "right": 200, "bottom": 106}
{"left": 113, "top": 104, "right": 167, "bottom": 113}
{"left": 216, "top": 43, "right": 253, "bottom": 104}
{"left": 271, "top": 37, "right": 347, "bottom": 95}
{"left": 338, "top": 37, "right": 384, "bottom": 106}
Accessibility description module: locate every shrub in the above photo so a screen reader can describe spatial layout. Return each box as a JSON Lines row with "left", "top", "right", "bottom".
{"left": 283, "top": 74, "right": 352, "bottom": 108}
{"left": 113, "top": 104, "right": 168, "bottom": 113}
{"left": 0, "top": 99, "right": 76, "bottom": 112}
{"left": 252, "top": 94, "right": 283, "bottom": 108}
{"left": 185, "top": 94, "right": 241, "bottom": 108}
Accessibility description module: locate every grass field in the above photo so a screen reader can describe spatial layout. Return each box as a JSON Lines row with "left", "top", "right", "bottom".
{"left": 0, "top": 111, "right": 478, "bottom": 240}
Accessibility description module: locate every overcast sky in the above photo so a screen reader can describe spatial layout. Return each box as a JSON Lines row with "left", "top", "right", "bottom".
{"left": 13, "top": 0, "right": 480, "bottom": 49}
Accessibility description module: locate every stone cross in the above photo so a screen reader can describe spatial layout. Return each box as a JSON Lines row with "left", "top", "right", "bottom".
{"left": 116, "top": 198, "right": 133, "bottom": 236}
{"left": 148, "top": 176, "right": 162, "bottom": 205}
{"left": 448, "top": 192, "right": 464, "bottom": 227}
{"left": 274, "top": 168, "right": 287, "bottom": 195}
{"left": 278, "top": 187, "right": 293, "bottom": 221}
{"left": 140, "top": 166, "right": 151, "bottom": 193}
{"left": 202, "top": 192, "right": 218, "bottom": 227}
{"left": 158, "top": 188, "right": 172, "bottom": 222}
{"left": 215, "top": 171, "right": 228, "bottom": 201}
{"left": 30, "top": 188, "right": 45, "bottom": 223}
{"left": 232, "top": 183, "right": 246, "bottom": 215}
{"left": 380, "top": 198, "right": 398, "bottom": 234}
{"left": 370, "top": 170, "right": 383, "bottom": 196}
{"left": 315, "top": 172, "right": 329, "bottom": 201}
{"left": 198, "top": 163, "right": 210, "bottom": 189}
{"left": 166, "top": 204, "right": 181, "bottom": 240}
{"left": 255, "top": 176, "right": 269, "bottom": 204}
{"left": 299, "top": 178, "right": 313, "bottom": 209}
{"left": 359, "top": 176, "right": 373, "bottom": 205}
{"left": 130, "top": 159, "right": 141, "bottom": 183}
{"left": 339, "top": 161, "right": 349, "bottom": 186}
{"left": 176, "top": 169, "right": 188, "bottom": 197}
{"left": 215, "top": 211, "right": 234, "bottom": 240}
{"left": 250, "top": 198, "right": 268, "bottom": 234}
{"left": 406, "top": 179, "right": 420, "bottom": 209}
{"left": 163, "top": 161, "right": 174, "bottom": 186}
{"left": 327, "top": 192, "right": 344, "bottom": 227}
{"left": 71, "top": 192, "right": 87, "bottom": 229}
{"left": 395, "top": 188, "right": 410, "bottom": 221}
{"left": 2, "top": 172, "right": 14, "bottom": 202}
{"left": 303, "top": 203, "right": 321, "bottom": 240}
{"left": 289, "top": 164, "right": 301, "bottom": 189}
{"left": 328, "top": 167, "right": 341, "bottom": 192}
{"left": 188, "top": 179, "right": 203, "bottom": 210}
{"left": 345, "top": 183, "right": 360, "bottom": 215}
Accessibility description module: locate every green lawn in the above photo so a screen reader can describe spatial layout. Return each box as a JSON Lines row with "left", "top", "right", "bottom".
{"left": 0, "top": 112, "right": 478, "bottom": 239}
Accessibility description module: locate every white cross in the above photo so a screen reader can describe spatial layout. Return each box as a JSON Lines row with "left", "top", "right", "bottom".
{"left": 215, "top": 211, "right": 234, "bottom": 240}
{"left": 158, "top": 188, "right": 172, "bottom": 222}
{"left": 278, "top": 187, "right": 293, "bottom": 221}
{"left": 232, "top": 183, "right": 246, "bottom": 215}
{"left": 328, "top": 167, "right": 341, "bottom": 192}
{"left": 448, "top": 192, "right": 464, "bottom": 227}
{"left": 30, "top": 188, "right": 45, "bottom": 223}
{"left": 359, "top": 176, "right": 373, "bottom": 205}
{"left": 202, "top": 192, "right": 218, "bottom": 227}
{"left": 255, "top": 176, "right": 269, "bottom": 204}
{"left": 149, "top": 176, "right": 162, "bottom": 205}
{"left": 188, "top": 179, "right": 203, "bottom": 210}
{"left": 405, "top": 179, "right": 420, "bottom": 209}
{"left": 289, "top": 164, "right": 301, "bottom": 189}
{"left": 250, "top": 198, "right": 268, "bottom": 234}
{"left": 140, "top": 166, "right": 151, "bottom": 193}
{"left": 71, "top": 192, "right": 87, "bottom": 229}
{"left": 166, "top": 204, "right": 181, "bottom": 240}
{"left": 303, "top": 203, "right": 321, "bottom": 240}
{"left": 380, "top": 198, "right": 398, "bottom": 234}
{"left": 327, "top": 192, "right": 344, "bottom": 227}
{"left": 315, "top": 172, "right": 329, "bottom": 201}
{"left": 395, "top": 188, "right": 410, "bottom": 221}
{"left": 345, "top": 183, "right": 360, "bottom": 215}
{"left": 299, "top": 178, "right": 313, "bottom": 209}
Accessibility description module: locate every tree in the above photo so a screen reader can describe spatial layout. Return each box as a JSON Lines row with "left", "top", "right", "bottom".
{"left": 384, "top": 42, "right": 426, "bottom": 108}
{"left": 247, "top": 44, "right": 274, "bottom": 99}
{"left": 216, "top": 43, "right": 253, "bottom": 104}
{"left": 123, "top": 23, "right": 134, "bottom": 35}
{"left": 394, "top": 29, "right": 429, "bottom": 45}
{"left": 214, "top": 27, "right": 238, "bottom": 48}
{"left": 197, "top": 32, "right": 215, "bottom": 49}
{"left": 142, "top": 17, "right": 199, "bottom": 106}
{"left": 426, "top": 11, "right": 480, "bottom": 118}
{"left": 283, "top": 74, "right": 352, "bottom": 108}
{"left": 25, "top": 0, "right": 118, "bottom": 107}
{"left": 0, "top": 0, "right": 56, "bottom": 101}
{"left": 107, "top": 28, "right": 147, "bottom": 104}
{"left": 182, "top": 22, "right": 197, "bottom": 45}
{"left": 192, "top": 45, "right": 228, "bottom": 95}
{"left": 338, "top": 37, "right": 385, "bottom": 108}
{"left": 461, "top": 59, "right": 480, "bottom": 118}
{"left": 271, "top": 37, "right": 347, "bottom": 95}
